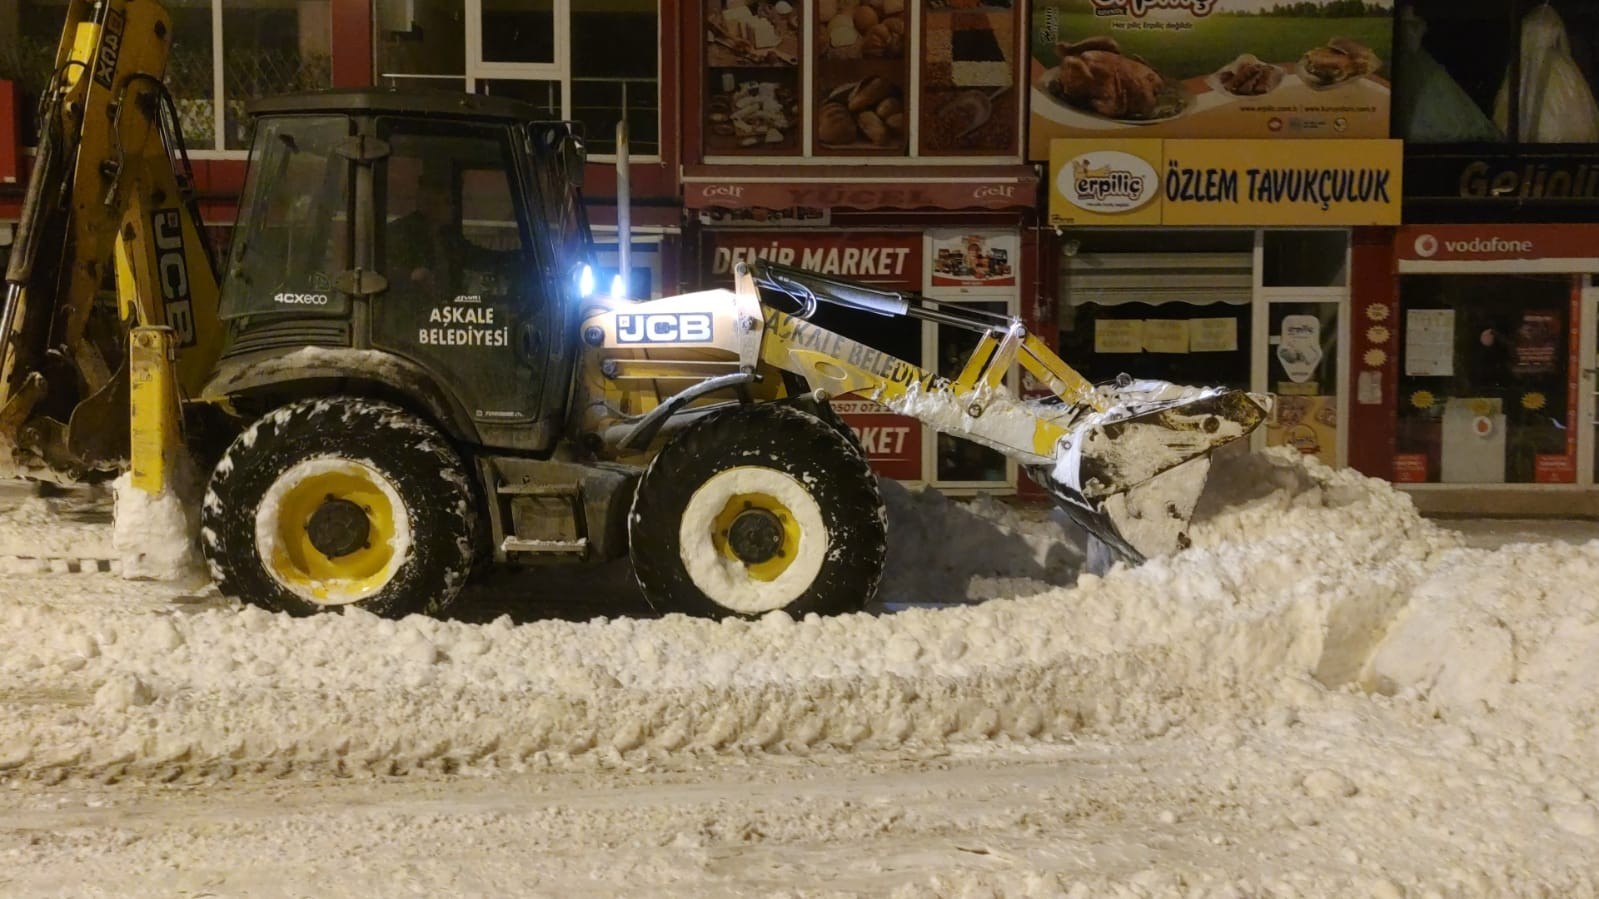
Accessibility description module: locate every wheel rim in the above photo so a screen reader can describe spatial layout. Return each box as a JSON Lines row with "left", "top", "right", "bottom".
{"left": 679, "top": 466, "right": 828, "bottom": 615}
{"left": 712, "top": 493, "right": 802, "bottom": 579}
{"left": 255, "top": 457, "right": 412, "bottom": 606}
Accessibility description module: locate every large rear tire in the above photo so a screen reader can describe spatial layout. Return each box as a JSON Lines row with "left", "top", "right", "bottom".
{"left": 629, "top": 404, "right": 886, "bottom": 619}
{"left": 201, "top": 398, "right": 478, "bottom": 618}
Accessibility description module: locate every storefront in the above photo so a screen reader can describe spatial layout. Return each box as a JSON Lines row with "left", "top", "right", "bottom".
{"left": 1045, "top": 138, "right": 1403, "bottom": 470}
{"left": 1347, "top": 223, "right": 1599, "bottom": 515}
{"left": 1027, "top": 0, "right": 1400, "bottom": 470}
{"left": 686, "top": 201, "right": 1044, "bottom": 493}
{"left": 683, "top": 1, "right": 1045, "bottom": 492}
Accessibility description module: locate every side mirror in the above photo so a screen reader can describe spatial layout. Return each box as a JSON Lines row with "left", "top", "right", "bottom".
{"left": 559, "top": 134, "right": 586, "bottom": 190}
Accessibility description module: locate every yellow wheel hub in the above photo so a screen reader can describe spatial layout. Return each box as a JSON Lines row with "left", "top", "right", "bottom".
{"left": 264, "top": 462, "right": 402, "bottom": 605}
{"left": 710, "top": 492, "right": 802, "bottom": 582}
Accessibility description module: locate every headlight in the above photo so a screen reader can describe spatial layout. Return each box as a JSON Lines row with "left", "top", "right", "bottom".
{"left": 609, "top": 273, "right": 626, "bottom": 300}
{"left": 576, "top": 263, "right": 595, "bottom": 298}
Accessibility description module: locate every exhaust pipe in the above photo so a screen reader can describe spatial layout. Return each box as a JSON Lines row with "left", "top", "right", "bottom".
{"left": 614, "top": 119, "right": 630, "bottom": 299}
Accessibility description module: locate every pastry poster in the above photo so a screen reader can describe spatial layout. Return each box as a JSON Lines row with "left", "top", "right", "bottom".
{"left": 1026, "top": 0, "right": 1393, "bottom": 159}
{"left": 928, "top": 230, "right": 1018, "bottom": 291}
{"left": 704, "top": 1, "right": 804, "bottom": 156}
{"left": 920, "top": 1, "right": 1022, "bottom": 156}
{"left": 814, "top": 0, "right": 912, "bottom": 155}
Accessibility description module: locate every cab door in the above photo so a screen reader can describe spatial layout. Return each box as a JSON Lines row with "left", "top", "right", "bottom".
{"left": 370, "top": 123, "right": 556, "bottom": 448}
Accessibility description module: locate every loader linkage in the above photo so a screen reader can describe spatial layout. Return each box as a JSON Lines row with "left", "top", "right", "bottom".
{"left": 739, "top": 260, "right": 1271, "bottom": 563}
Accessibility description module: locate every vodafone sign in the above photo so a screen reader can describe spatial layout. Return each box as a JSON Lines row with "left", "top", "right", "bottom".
{"left": 1397, "top": 224, "right": 1599, "bottom": 261}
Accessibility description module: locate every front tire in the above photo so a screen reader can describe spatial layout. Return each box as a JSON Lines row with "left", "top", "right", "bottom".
{"left": 201, "top": 397, "right": 478, "bottom": 618}
{"left": 629, "top": 404, "right": 886, "bottom": 619}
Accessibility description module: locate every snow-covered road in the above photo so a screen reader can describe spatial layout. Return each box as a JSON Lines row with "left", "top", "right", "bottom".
{"left": 2, "top": 451, "right": 1597, "bottom": 897}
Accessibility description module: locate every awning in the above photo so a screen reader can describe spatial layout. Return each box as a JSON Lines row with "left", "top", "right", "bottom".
{"left": 682, "top": 164, "right": 1038, "bottom": 212}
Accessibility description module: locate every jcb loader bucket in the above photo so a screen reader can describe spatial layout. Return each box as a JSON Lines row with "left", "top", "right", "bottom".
{"left": 1031, "top": 383, "right": 1272, "bottom": 563}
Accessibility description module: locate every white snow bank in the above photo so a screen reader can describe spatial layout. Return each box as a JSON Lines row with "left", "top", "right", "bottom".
{"left": 111, "top": 470, "right": 208, "bottom": 584}
{"left": 6, "top": 447, "right": 1595, "bottom": 794}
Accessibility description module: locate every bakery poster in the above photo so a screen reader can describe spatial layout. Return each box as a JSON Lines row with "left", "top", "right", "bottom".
{"left": 1266, "top": 393, "right": 1337, "bottom": 467}
{"left": 920, "top": 2, "right": 1023, "bottom": 156}
{"left": 1027, "top": 0, "right": 1393, "bottom": 159}
{"left": 928, "top": 230, "right": 1018, "bottom": 291}
{"left": 814, "top": 0, "right": 912, "bottom": 155}
{"left": 704, "top": 1, "right": 804, "bottom": 156}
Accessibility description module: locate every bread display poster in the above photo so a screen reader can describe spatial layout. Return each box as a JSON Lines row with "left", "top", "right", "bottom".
{"left": 1026, "top": 0, "right": 1393, "bottom": 160}
{"left": 814, "top": 0, "right": 912, "bottom": 155}
{"left": 920, "top": 1, "right": 1022, "bottom": 156}
{"left": 705, "top": 0, "right": 804, "bottom": 155}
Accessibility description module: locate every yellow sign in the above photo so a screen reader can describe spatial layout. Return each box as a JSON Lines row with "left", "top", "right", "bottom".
{"left": 1047, "top": 139, "right": 1164, "bottom": 227}
{"left": 1049, "top": 139, "right": 1402, "bottom": 227}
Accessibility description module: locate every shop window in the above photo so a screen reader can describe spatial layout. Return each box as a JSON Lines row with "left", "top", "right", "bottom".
{"left": 700, "top": 1, "right": 1024, "bottom": 160}
{"left": 1057, "top": 229, "right": 1253, "bottom": 392}
{"left": 377, "top": 0, "right": 660, "bottom": 158}
{"left": 1262, "top": 230, "right": 1348, "bottom": 288}
{"left": 1395, "top": 274, "right": 1576, "bottom": 484}
{"left": 4, "top": 0, "right": 331, "bottom": 153}
{"left": 1397, "top": 0, "right": 1599, "bottom": 145}
{"left": 1061, "top": 302, "right": 1253, "bottom": 393}
{"left": 480, "top": 0, "right": 554, "bottom": 65}
{"left": 474, "top": 79, "right": 562, "bottom": 119}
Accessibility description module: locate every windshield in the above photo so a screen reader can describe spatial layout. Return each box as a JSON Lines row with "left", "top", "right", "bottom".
{"left": 224, "top": 115, "right": 350, "bottom": 314}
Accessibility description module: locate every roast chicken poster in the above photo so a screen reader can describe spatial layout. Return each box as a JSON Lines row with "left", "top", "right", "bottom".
{"left": 1027, "top": 0, "right": 1393, "bottom": 159}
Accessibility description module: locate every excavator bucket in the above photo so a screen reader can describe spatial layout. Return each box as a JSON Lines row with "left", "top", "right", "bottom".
{"left": 1030, "top": 382, "right": 1272, "bottom": 563}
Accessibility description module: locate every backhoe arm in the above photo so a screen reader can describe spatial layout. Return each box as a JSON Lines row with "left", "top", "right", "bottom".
{"left": 0, "top": 0, "right": 221, "bottom": 482}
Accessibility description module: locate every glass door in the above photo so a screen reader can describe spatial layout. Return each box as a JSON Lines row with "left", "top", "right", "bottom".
{"left": 1252, "top": 230, "right": 1351, "bottom": 468}
{"left": 1258, "top": 300, "right": 1345, "bottom": 468}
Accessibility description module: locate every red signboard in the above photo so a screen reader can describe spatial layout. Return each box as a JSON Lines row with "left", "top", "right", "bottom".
{"left": 831, "top": 399, "right": 922, "bottom": 481}
{"left": 705, "top": 230, "right": 923, "bottom": 290}
{"left": 1536, "top": 454, "right": 1576, "bottom": 484}
{"left": 0, "top": 81, "right": 18, "bottom": 186}
{"left": 1393, "top": 454, "right": 1428, "bottom": 483}
{"left": 705, "top": 231, "right": 924, "bottom": 479}
{"left": 684, "top": 165, "right": 1035, "bottom": 212}
{"left": 1397, "top": 224, "right": 1599, "bottom": 262}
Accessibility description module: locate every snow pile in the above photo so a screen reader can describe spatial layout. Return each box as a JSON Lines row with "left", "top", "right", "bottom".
{"left": 5, "top": 451, "right": 1599, "bottom": 893}
{"left": 0, "top": 488, "right": 115, "bottom": 573}
{"left": 0, "top": 447, "right": 1574, "bottom": 783}
{"left": 111, "top": 470, "right": 208, "bottom": 584}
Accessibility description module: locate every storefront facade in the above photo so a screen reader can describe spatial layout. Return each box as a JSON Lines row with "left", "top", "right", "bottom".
{"left": 0, "top": 0, "right": 682, "bottom": 285}
{"left": 1350, "top": 0, "right": 1599, "bottom": 513}
{"left": 681, "top": 1, "right": 1045, "bottom": 492}
{"left": 1351, "top": 204, "right": 1599, "bottom": 516}
{"left": 1031, "top": 0, "right": 1402, "bottom": 472}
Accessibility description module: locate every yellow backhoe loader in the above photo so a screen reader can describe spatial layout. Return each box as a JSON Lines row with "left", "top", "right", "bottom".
{"left": 0, "top": 0, "right": 1269, "bottom": 619}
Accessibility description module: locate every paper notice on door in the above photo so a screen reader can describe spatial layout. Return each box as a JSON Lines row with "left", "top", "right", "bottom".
{"left": 1357, "top": 369, "right": 1382, "bottom": 405}
{"left": 1404, "top": 309, "right": 1455, "bottom": 377}
{"left": 1095, "top": 319, "right": 1144, "bottom": 354}
{"left": 1143, "top": 319, "right": 1190, "bottom": 354}
{"left": 1189, "top": 317, "right": 1238, "bottom": 353}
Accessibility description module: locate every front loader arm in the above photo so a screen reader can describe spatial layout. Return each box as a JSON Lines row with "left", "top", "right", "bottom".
{"left": 739, "top": 260, "right": 1271, "bottom": 562}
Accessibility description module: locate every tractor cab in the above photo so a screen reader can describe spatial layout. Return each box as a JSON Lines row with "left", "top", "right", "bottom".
{"left": 208, "top": 89, "right": 594, "bottom": 454}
